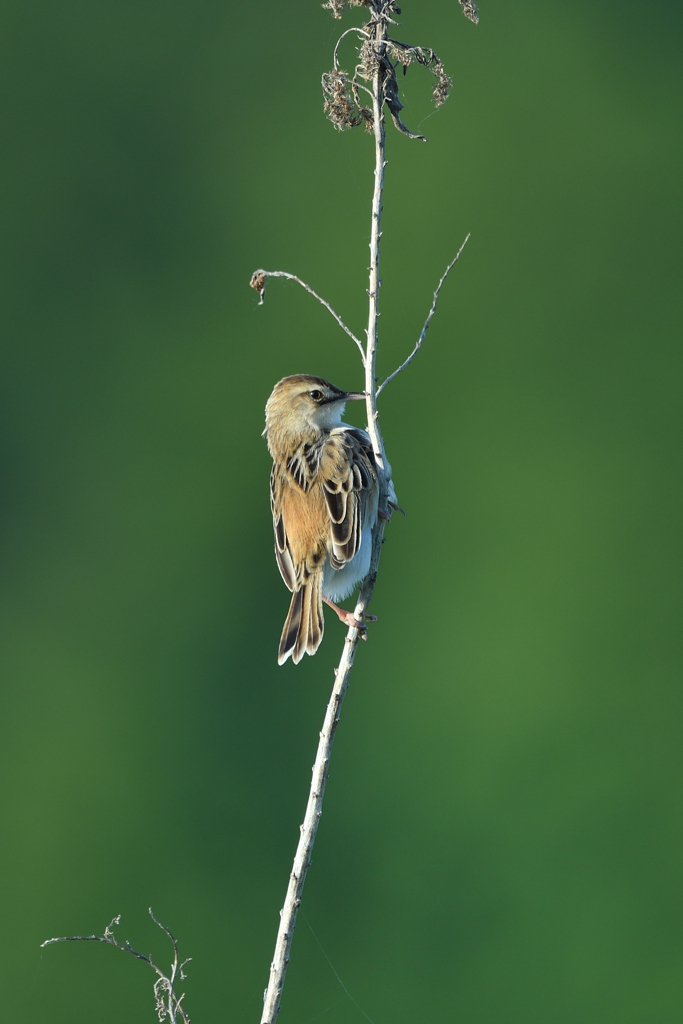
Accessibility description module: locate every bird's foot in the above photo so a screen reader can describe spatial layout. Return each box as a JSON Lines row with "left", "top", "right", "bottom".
{"left": 323, "top": 597, "right": 377, "bottom": 635}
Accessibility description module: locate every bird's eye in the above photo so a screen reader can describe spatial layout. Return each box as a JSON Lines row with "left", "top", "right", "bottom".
{"left": 308, "top": 389, "right": 323, "bottom": 401}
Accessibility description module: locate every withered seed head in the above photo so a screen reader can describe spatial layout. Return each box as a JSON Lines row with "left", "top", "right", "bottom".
{"left": 459, "top": 0, "right": 480, "bottom": 24}
{"left": 322, "top": 69, "right": 371, "bottom": 131}
{"left": 431, "top": 62, "right": 453, "bottom": 108}
{"left": 358, "top": 40, "right": 380, "bottom": 82}
{"left": 249, "top": 270, "right": 267, "bottom": 305}
{"left": 322, "top": 0, "right": 369, "bottom": 19}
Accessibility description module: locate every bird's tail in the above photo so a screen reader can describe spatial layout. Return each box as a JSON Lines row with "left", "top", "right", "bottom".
{"left": 278, "top": 572, "right": 324, "bottom": 665}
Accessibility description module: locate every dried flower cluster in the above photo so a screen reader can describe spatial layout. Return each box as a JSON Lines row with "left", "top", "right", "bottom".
{"left": 459, "top": 0, "right": 480, "bottom": 25}
{"left": 322, "top": 69, "right": 373, "bottom": 131}
{"left": 387, "top": 41, "right": 453, "bottom": 108}
{"left": 322, "top": 0, "right": 370, "bottom": 18}
{"left": 322, "top": 0, "right": 476, "bottom": 141}
{"left": 357, "top": 38, "right": 381, "bottom": 81}
{"left": 249, "top": 269, "right": 267, "bottom": 303}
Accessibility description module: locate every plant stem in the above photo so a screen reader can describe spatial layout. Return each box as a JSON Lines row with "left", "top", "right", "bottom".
{"left": 259, "top": 8, "right": 391, "bottom": 1023}
{"left": 364, "top": 7, "right": 388, "bottom": 471}
{"left": 259, "top": 638, "right": 361, "bottom": 1024}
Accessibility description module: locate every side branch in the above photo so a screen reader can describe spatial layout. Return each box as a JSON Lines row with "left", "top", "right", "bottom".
{"left": 334, "top": 26, "right": 369, "bottom": 69}
{"left": 250, "top": 269, "right": 366, "bottom": 364}
{"left": 377, "top": 233, "right": 470, "bottom": 396}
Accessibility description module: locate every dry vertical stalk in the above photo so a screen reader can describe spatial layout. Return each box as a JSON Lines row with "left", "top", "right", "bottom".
{"left": 256, "top": 3, "right": 477, "bottom": 1023}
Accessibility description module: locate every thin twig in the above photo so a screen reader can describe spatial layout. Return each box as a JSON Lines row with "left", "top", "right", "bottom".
{"left": 334, "top": 26, "right": 369, "bottom": 69}
{"left": 377, "top": 233, "right": 470, "bottom": 396}
{"left": 42, "top": 911, "right": 191, "bottom": 1024}
{"left": 249, "top": 269, "right": 365, "bottom": 365}
{"left": 351, "top": 74, "right": 374, "bottom": 101}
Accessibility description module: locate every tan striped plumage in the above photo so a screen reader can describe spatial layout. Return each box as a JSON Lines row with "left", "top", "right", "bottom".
{"left": 264, "top": 375, "right": 379, "bottom": 665}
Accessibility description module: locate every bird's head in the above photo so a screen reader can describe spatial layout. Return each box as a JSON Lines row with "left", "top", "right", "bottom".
{"left": 264, "top": 375, "right": 365, "bottom": 443}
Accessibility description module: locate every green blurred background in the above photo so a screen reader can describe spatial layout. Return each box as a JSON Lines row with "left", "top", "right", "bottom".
{"left": 2, "top": 0, "right": 682, "bottom": 1020}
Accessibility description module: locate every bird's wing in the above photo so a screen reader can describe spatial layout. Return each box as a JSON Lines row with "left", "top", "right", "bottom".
{"left": 271, "top": 465, "right": 297, "bottom": 592}
{"left": 320, "top": 428, "right": 377, "bottom": 570}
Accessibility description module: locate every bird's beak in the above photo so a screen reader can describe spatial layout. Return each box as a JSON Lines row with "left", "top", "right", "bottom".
{"left": 344, "top": 391, "right": 367, "bottom": 401}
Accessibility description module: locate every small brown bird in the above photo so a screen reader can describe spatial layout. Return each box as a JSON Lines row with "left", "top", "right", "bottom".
{"left": 264, "top": 374, "right": 380, "bottom": 665}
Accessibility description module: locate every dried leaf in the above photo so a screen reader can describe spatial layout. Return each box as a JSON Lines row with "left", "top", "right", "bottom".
{"left": 383, "top": 62, "right": 427, "bottom": 141}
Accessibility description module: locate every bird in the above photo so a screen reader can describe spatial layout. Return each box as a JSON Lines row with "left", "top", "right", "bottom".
{"left": 264, "top": 374, "right": 382, "bottom": 665}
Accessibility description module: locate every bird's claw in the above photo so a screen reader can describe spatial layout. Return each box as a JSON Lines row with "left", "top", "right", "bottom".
{"left": 353, "top": 613, "right": 377, "bottom": 640}
{"left": 339, "top": 611, "right": 377, "bottom": 630}
{"left": 379, "top": 501, "right": 406, "bottom": 521}
{"left": 323, "top": 597, "right": 377, "bottom": 636}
